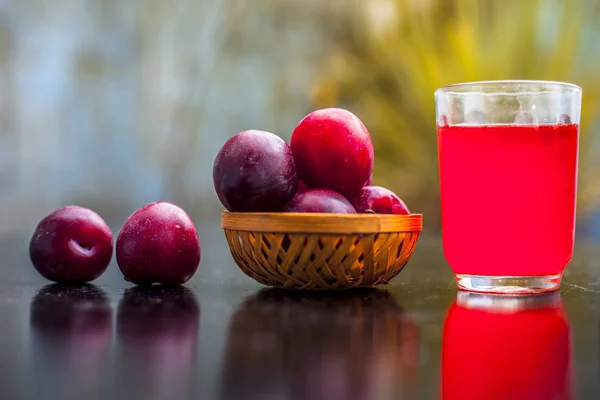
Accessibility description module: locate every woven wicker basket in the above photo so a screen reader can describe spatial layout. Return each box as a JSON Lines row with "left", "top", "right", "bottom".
{"left": 222, "top": 211, "right": 422, "bottom": 290}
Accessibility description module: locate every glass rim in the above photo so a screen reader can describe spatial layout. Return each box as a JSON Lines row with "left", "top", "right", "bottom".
{"left": 435, "top": 80, "right": 582, "bottom": 96}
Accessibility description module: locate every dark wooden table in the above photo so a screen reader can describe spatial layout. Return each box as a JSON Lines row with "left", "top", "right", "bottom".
{"left": 1, "top": 221, "right": 599, "bottom": 399}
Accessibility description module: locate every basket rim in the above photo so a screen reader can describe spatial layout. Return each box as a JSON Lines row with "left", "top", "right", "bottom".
{"left": 221, "top": 211, "right": 423, "bottom": 234}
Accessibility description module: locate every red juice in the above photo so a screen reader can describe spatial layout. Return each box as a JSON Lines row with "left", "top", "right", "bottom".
{"left": 437, "top": 124, "right": 579, "bottom": 277}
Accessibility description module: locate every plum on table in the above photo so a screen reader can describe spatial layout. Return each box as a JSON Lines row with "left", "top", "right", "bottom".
{"left": 29, "top": 206, "right": 113, "bottom": 284}
{"left": 116, "top": 201, "right": 201, "bottom": 286}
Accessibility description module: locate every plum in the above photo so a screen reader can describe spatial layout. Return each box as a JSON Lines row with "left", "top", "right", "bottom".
{"left": 290, "top": 108, "right": 374, "bottom": 198}
{"left": 284, "top": 189, "right": 356, "bottom": 214}
{"left": 116, "top": 201, "right": 200, "bottom": 286}
{"left": 213, "top": 130, "right": 298, "bottom": 212}
{"left": 350, "top": 186, "right": 410, "bottom": 215}
{"left": 29, "top": 206, "right": 113, "bottom": 284}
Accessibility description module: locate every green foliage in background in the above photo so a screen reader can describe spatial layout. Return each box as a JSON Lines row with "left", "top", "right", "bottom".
{"left": 311, "top": 0, "right": 600, "bottom": 231}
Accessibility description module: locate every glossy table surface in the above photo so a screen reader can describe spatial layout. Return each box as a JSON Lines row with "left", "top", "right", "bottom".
{"left": 1, "top": 223, "right": 599, "bottom": 400}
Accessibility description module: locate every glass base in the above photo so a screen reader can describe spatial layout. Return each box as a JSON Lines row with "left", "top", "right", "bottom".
{"left": 455, "top": 274, "right": 562, "bottom": 295}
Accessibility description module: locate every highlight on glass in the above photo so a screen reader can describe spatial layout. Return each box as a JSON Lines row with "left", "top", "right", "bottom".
{"left": 435, "top": 80, "right": 582, "bottom": 294}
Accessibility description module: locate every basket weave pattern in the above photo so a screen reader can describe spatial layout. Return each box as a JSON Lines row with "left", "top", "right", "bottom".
{"left": 222, "top": 212, "right": 422, "bottom": 290}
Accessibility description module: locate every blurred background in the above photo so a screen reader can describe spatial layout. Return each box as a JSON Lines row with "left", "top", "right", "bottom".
{"left": 2, "top": 0, "right": 600, "bottom": 239}
{"left": 1, "top": 2, "right": 600, "bottom": 398}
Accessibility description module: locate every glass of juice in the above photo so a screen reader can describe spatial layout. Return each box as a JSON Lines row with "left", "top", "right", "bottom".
{"left": 435, "top": 81, "right": 582, "bottom": 294}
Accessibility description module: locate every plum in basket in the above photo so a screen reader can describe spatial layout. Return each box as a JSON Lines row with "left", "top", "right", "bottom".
{"left": 213, "top": 130, "right": 298, "bottom": 212}
{"left": 284, "top": 189, "right": 356, "bottom": 214}
{"left": 291, "top": 108, "right": 374, "bottom": 198}
{"left": 351, "top": 186, "right": 410, "bottom": 215}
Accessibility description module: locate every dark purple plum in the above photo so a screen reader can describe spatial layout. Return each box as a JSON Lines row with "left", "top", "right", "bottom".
{"left": 29, "top": 206, "right": 113, "bottom": 284}
{"left": 213, "top": 130, "right": 298, "bottom": 212}
{"left": 284, "top": 189, "right": 356, "bottom": 214}
{"left": 290, "top": 108, "right": 374, "bottom": 198}
{"left": 350, "top": 186, "right": 410, "bottom": 215}
{"left": 116, "top": 201, "right": 200, "bottom": 286}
